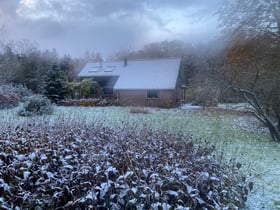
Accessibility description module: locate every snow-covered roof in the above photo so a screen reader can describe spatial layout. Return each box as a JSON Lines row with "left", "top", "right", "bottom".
{"left": 78, "top": 61, "right": 122, "bottom": 77}
{"left": 78, "top": 58, "right": 181, "bottom": 90}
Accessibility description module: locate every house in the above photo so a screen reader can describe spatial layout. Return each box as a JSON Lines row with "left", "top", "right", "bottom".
{"left": 78, "top": 58, "right": 182, "bottom": 107}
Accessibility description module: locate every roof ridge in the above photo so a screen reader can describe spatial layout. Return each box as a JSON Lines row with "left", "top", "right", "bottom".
{"left": 87, "top": 57, "right": 181, "bottom": 64}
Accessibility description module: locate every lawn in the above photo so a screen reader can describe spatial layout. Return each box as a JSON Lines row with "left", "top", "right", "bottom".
{"left": 1, "top": 105, "right": 279, "bottom": 209}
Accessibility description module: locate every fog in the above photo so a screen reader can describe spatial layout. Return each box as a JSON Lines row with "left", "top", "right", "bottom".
{"left": 0, "top": 0, "right": 223, "bottom": 58}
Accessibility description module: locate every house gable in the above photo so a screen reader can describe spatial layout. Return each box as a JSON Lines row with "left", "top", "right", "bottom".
{"left": 78, "top": 58, "right": 182, "bottom": 107}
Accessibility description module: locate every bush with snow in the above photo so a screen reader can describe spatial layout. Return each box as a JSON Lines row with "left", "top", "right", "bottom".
{"left": 17, "top": 95, "right": 53, "bottom": 116}
{"left": 0, "top": 84, "right": 32, "bottom": 104}
{"left": 0, "top": 122, "right": 252, "bottom": 209}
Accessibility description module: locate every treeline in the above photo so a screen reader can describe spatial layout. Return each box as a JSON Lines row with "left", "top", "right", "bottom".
{"left": 113, "top": 39, "right": 229, "bottom": 105}
{"left": 0, "top": 39, "right": 93, "bottom": 104}
{"left": 0, "top": 39, "right": 83, "bottom": 91}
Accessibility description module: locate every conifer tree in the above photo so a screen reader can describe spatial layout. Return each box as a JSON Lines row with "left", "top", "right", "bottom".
{"left": 43, "top": 64, "right": 68, "bottom": 103}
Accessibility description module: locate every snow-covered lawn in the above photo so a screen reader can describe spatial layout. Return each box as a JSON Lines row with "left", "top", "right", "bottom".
{"left": 0, "top": 105, "right": 279, "bottom": 209}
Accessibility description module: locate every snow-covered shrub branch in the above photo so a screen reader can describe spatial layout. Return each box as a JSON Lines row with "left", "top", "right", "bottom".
{"left": 0, "top": 122, "right": 252, "bottom": 209}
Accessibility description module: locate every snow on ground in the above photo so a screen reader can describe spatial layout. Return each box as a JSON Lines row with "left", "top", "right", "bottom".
{"left": 181, "top": 104, "right": 203, "bottom": 110}
{"left": 232, "top": 115, "right": 270, "bottom": 136}
{"left": 0, "top": 105, "right": 279, "bottom": 209}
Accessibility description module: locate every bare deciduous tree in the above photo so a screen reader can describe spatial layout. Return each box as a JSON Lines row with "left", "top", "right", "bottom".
{"left": 218, "top": 0, "right": 280, "bottom": 142}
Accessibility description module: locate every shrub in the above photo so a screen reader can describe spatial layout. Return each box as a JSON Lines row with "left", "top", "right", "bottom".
{"left": 0, "top": 93, "right": 20, "bottom": 109}
{"left": 59, "top": 98, "right": 119, "bottom": 107}
{"left": 17, "top": 95, "right": 53, "bottom": 116}
{"left": 0, "top": 122, "right": 252, "bottom": 209}
{"left": 0, "top": 84, "right": 32, "bottom": 101}
{"left": 66, "top": 79, "right": 101, "bottom": 99}
{"left": 80, "top": 79, "right": 100, "bottom": 98}
{"left": 0, "top": 84, "right": 32, "bottom": 109}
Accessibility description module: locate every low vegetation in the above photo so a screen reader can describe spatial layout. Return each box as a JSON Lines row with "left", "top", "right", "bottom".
{"left": 0, "top": 93, "right": 19, "bottom": 109}
{"left": 0, "top": 105, "right": 279, "bottom": 209}
{"left": 17, "top": 95, "right": 53, "bottom": 117}
{"left": 0, "top": 121, "right": 251, "bottom": 209}
{"left": 129, "top": 106, "right": 150, "bottom": 114}
{"left": 60, "top": 98, "right": 119, "bottom": 107}
{"left": 0, "top": 84, "right": 32, "bottom": 110}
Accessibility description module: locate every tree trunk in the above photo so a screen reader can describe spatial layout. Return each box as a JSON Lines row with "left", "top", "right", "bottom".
{"left": 232, "top": 86, "right": 280, "bottom": 142}
{"left": 263, "top": 116, "right": 280, "bottom": 142}
{"left": 277, "top": 113, "right": 280, "bottom": 132}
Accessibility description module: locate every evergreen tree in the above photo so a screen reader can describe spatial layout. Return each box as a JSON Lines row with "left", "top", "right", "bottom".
{"left": 43, "top": 65, "right": 68, "bottom": 103}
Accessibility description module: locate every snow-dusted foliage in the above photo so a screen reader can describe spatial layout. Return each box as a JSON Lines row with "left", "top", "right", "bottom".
{"left": 0, "top": 93, "right": 19, "bottom": 109}
{"left": 0, "top": 84, "right": 33, "bottom": 106}
{"left": 0, "top": 122, "right": 251, "bottom": 209}
{"left": 17, "top": 95, "right": 53, "bottom": 116}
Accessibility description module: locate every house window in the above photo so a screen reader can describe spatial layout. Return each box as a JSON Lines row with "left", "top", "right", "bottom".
{"left": 147, "top": 90, "right": 160, "bottom": 99}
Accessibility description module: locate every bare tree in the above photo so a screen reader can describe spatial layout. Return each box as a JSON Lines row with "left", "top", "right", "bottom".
{"left": 218, "top": 0, "right": 280, "bottom": 43}
{"left": 218, "top": 0, "right": 280, "bottom": 142}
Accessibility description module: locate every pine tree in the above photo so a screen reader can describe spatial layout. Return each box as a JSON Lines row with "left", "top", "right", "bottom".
{"left": 43, "top": 65, "right": 68, "bottom": 103}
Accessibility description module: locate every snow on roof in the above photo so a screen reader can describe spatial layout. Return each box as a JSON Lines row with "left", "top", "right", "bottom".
{"left": 78, "top": 61, "right": 122, "bottom": 77}
{"left": 78, "top": 58, "right": 181, "bottom": 90}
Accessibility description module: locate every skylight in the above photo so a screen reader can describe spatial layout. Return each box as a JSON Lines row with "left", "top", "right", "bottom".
{"left": 88, "top": 66, "right": 99, "bottom": 72}
{"left": 104, "top": 66, "right": 116, "bottom": 72}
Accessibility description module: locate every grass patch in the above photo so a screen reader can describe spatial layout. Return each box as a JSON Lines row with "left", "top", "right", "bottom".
{"left": 129, "top": 106, "right": 150, "bottom": 114}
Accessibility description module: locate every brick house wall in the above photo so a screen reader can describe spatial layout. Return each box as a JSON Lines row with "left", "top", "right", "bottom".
{"left": 115, "top": 89, "right": 179, "bottom": 108}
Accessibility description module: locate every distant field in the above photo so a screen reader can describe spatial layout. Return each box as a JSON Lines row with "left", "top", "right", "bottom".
{"left": 1, "top": 105, "right": 279, "bottom": 209}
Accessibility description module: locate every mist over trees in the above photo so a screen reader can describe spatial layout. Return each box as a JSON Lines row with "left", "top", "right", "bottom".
{"left": 113, "top": 40, "right": 186, "bottom": 60}
{"left": 110, "top": 0, "right": 280, "bottom": 142}
{"left": 113, "top": 39, "right": 228, "bottom": 106}
{"left": 218, "top": 0, "right": 280, "bottom": 141}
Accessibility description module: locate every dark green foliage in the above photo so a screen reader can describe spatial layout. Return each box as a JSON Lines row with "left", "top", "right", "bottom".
{"left": 43, "top": 65, "right": 68, "bottom": 103}
{"left": 0, "top": 42, "right": 59, "bottom": 93}
{"left": 0, "top": 122, "right": 252, "bottom": 209}
{"left": 17, "top": 95, "right": 53, "bottom": 116}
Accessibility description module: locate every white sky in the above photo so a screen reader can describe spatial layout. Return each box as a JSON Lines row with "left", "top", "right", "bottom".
{"left": 0, "top": 0, "right": 223, "bottom": 58}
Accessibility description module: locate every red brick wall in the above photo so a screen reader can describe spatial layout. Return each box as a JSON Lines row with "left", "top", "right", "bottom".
{"left": 115, "top": 90, "right": 179, "bottom": 108}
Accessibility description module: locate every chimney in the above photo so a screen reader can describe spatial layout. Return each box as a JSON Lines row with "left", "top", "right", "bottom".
{"left": 99, "top": 59, "right": 103, "bottom": 70}
{"left": 124, "top": 58, "right": 127, "bottom": 67}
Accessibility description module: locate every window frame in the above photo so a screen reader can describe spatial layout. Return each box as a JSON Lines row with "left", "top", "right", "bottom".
{"left": 146, "top": 90, "right": 160, "bottom": 99}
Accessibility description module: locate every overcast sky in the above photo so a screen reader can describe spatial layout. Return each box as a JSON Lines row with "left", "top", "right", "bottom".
{"left": 0, "top": 0, "right": 223, "bottom": 58}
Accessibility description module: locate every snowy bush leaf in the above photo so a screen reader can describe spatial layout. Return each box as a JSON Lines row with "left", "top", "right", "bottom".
{"left": 23, "top": 171, "right": 31, "bottom": 180}
{"left": 0, "top": 121, "right": 252, "bottom": 209}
